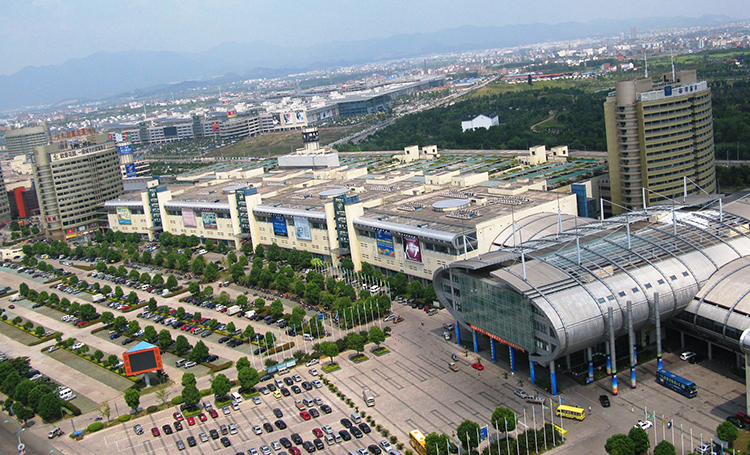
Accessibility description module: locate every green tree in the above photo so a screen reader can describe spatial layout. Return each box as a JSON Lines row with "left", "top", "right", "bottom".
{"left": 34, "top": 326, "right": 45, "bottom": 337}
{"left": 182, "top": 372, "right": 196, "bottom": 387}
{"left": 14, "top": 380, "right": 35, "bottom": 406}
{"left": 653, "top": 441, "right": 677, "bottom": 455}
{"left": 456, "top": 420, "right": 480, "bottom": 451}
{"left": 243, "top": 325, "right": 255, "bottom": 339}
{"left": 211, "top": 374, "right": 231, "bottom": 398}
{"left": 174, "top": 335, "right": 191, "bottom": 355}
{"left": 491, "top": 407, "right": 516, "bottom": 432}
{"left": 27, "top": 384, "right": 51, "bottom": 411}
{"left": 424, "top": 432, "right": 452, "bottom": 455}
{"left": 166, "top": 274, "right": 178, "bottom": 291}
{"left": 37, "top": 393, "right": 61, "bottom": 422}
{"left": 93, "top": 350, "right": 104, "bottom": 363}
{"left": 127, "top": 320, "right": 140, "bottom": 335}
{"left": 148, "top": 297, "right": 157, "bottom": 312}
{"left": 628, "top": 427, "right": 650, "bottom": 455}
{"left": 236, "top": 357, "right": 251, "bottom": 371}
{"left": 143, "top": 325, "right": 157, "bottom": 341}
{"left": 114, "top": 286, "right": 124, "bottom": 299}
{"left": 176, "top": 307, "right": 186, "bottom": 319}
{"left": 155, "top": 388, "right": 171, "bottom": 407}
{"left": 320, "top": 342, "right": 339, "bottom": 364}
{"left": 305, "top": 282, "right": 321, "bottom": 305}
{"left": 717, "top": 420, "right": 739, "bottom": 446}
{"left": 127, "top": 291, "right": 138, "bottom": 304}
{"left": 270, "top": 300, "right": 284, "bottom": 319}
{"left": 100, "top": 311, "right": 114, "bottom": 326}
{"left": 226, "top": 322, "right": 236, "bottom": 334}
{"left": 182, "top": 384, "right": 201, "bottom": 408}
{"left": 347, "top": 332, "right": 365, "bottom": 354}
{"left": 158, "top": 329, "right": 173, "bottom": 348}
{"left": 124, "top": 389, "right": 140, "bottom": 413}
{"left": 189, "top": 282, "right": 201, "bottom": 295}
{"left": 107, "top": 355, "right": 119, "bottom": 367}
{"left": 204, "top": 262, "right": 219, "bottom": 282}
{"left": 238, "top": 367, "right": 260, "bottom": 391}
{"left": 192, "top": 256, "right": 205, "bottom": 275}
{"left": 151, "top": 274, "right": 164, "bottom": 287}
{"left": 12, "top": 402, "right": 34, "bottom": 424}
{"left": 369, "top": 326, "right": 385, "bottom": 347}
{"left": 191, "top": 341, "right": 209, "bottom": 362}
{"left": 113, "top": 316, "right": 127, "bottom": 332}
{"left": 605, "top": 434, "right": 635, "bottom": 455}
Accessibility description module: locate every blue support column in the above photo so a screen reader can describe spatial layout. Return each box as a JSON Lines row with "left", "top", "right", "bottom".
{"left": 586, "top": 347, "right": 594, "bottom": 384}
{"left": 490, "top": 339, "right": 497, "bottom": 362}
{"left": 509, "top": 346, "right": 515, "bottom": 372}
{"left": 529, "top": 361, "right": 536, "bottom": 383}
{"left": 550, "top": 362, "right": 557, "bottom": 396}
{"left": 472, "top": 329, "right": 479, "bottom": 353}
{"left": 606, "top": 341, "right": 612, "bottom": 376}
{"left": 455, "top": 322, "right": 461, "bottom": 345}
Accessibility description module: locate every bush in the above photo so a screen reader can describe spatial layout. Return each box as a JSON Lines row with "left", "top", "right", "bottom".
{"left": 390, "top": 436, "right": 398, "bottom": 444}
{"left": 200, "top": 389, "right": 212, "bottom": 397}
{"left": 117, "top": 415, "right": 131, "bottom": 422}
{"left": 88, "top": 422, "right": 104, "bottom": 432}
{"left": 147, "top": 405, "right": 158, "bottom": 413}
{"left": 62, "top": 400, "right": 81, "bottom": 416}
{"left": 171, "top": 396, "right": 185, "bottom": 405}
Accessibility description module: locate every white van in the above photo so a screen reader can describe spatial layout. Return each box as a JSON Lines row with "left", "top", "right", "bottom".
{"left": 350, "top": 412, "right": 362, "bottom": 424}
{"left": 302, "top": 333, "right": 314, "bottom": 341}
{"left": 276, "top": 366, "right": 289, "bottom": 375}
{"left": 231, "top": 392, "right": 243, "bottom": 403}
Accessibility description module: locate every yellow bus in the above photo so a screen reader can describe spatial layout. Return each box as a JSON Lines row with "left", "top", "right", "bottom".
{"left": 409, "top": 430, "right": 427, "bottom": 455}
{"left": 555, "top": 405, "right": 585, "bottom": 421}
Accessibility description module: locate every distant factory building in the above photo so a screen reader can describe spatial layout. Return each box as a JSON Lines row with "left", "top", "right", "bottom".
{"left": 461, "top": 112, "right": 499, "bottom": 132}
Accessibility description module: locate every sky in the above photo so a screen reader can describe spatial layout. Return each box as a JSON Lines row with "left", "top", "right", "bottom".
{"left": 1, "top": 0, "right": 748, "bottom": 76}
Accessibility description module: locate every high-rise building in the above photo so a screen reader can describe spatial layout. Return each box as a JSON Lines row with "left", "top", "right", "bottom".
{"left": 630, "top": 26, "right": 638, "bottom": 40}
{"left": 5, "top": 124, "right": 51, "bottom": 158}
{"left": 603, "top": 70, "right": 716, "bottom": 213}
{"left": 32, "top": 132, "right": 124, "bottom": 241}
{"left": 0, "top": 166, "right": 11, "bottom": 224}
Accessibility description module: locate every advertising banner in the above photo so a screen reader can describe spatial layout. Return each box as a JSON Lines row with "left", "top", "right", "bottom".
{"left": 181, "top": 207, "right": 197, "bottom": 227}
{"left": 272, "top": 114, "right": 281, "bottom": 126}
{"left": 403, "top": 234, "right": 422, "bottom": 263}
{"left": 272, "top": 214, "right": 288, "bottom": 236}
{"left": 295, "top": 111, "right": 305, "bottom": 123}
{"left": 283, "top": 113, "right": 293, "bottom": 124}
{"left": 124, "top": 163, "right": 137, "bottom": 177}
{"left": 117, "top": 144, "right": 133, "bottom": 155}
{"left": 116, "top": 207, "right": 132, "bottom": 225}
{"left": 376, "top": 230, "right": 395, "bottom": 257}
{"left": 211, "top": 121, "right": 220, "bottom": 132}
{"left": 202, "top": 211, "right": 217, "bottom": 229}
{"left": 294, "top": 216, "right": 312, "bottom": 240}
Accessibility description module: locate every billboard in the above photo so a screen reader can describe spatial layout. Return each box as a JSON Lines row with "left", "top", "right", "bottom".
{"left": 202, "top": 211, "right": 217, "bottom": 229}
{"left": 294, "top": 216, "right": 311, "bottom": 240}
{"left": 117, "top": 144, "right": 133, "bottom": 155}
{"left": 164, "top": 126, "right": 178, "bottom": 138}
{"left": 272, "top": 114, "right": 281, "bottom": 126}
{"left": 302, "top": 130, "right": 319, "bottom": 143}
{"left": 283, "top": 113, "right": 293, "bottom": 125}
{"left": 403, "top": 234, "right": 422, "bottom": 263}
{"left": 227, "top": 110, "right": 237, "bottom": 118}
{"left": 182, "top": 207, "right": 197, "bottom": 227}
{"left": 123, "top": 342, "right": 163, "bottom": 376}
{"left": 211, "top": 121, "right": 220, "bottom": 132}
{"left": 272, "top": 214, "right": 288, "bottom": 236}
{"left": 376, "top": 230, "right": 395, "bottom": 257}
{"left": 295, "top": 111, "right": 305, "bottom": 123}
{"left": 148, "top": 187, "right": 163, "bottom": 228}
{"left": 116, "top": 207, "right": 132, "bottom": 225}
{"left": 124, "top": 163, "right": 137, "bottom": 177}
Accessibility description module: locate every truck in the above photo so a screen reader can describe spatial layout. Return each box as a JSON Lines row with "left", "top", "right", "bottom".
{"left": 92, "top": 294, "right": 106, "bottom": 303}
{"left": 226, "top": 305, "right": 242, "bottom": 316}
{"left": 244, "top": 310, "right": 256, "bottom": 319}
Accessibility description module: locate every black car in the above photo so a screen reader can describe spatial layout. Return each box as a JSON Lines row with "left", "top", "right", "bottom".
{"left": 267, "top": 383, "right": 277, "bottom": 392}
{"left": 599, "top": 395, "right": 610, "bottom": 408}
{"left": 350, "top": 426, "right": 363, "bottom": 438}
{"left": 260, "top": 373, "right": 274, "bottom": 382}
{"left": 301, "top": 381, "right": 313, "bottom": 391}
{"left": 359, "top": 422, "right": 371, "bottom": 434}
{"left": 174, "top": 421, "right": 183, "bottom": 431}
{"left": 263, "top": 422, "right": 274, "bottom": 433}
{"left": 302, "top": 441, "right": 316, "bottom": 453}
{"left": 254, "top": 347, "right": 268, "bottom": 355}
{"left": 309, "top": 408, "right": 320, "bottom": 418}
{"left": 218, "top": 336, "right": 231, "bottom": 343}
{"left": 291, "top": 385, "right": 302, "bottom": 394}
{"left": 320, "top": 404, "right": 332, "bottom": 414}
{"left": 727, "top": 416, "right": 746, "bottom": 429}
{"left": 291, "top": 433, "right": 303, "bottom": 445}
{"left": 688, "top": 354, "right": 705, "bottom": 364}
{"left": 273, "top": 408, "right": 284, "bottom": 418}
{"left": 275, "top": 419, "right": 287, "bottom": 430}
{"left": 221, "top": 437, "right": 232, "bottom": 447}
{"left": 187, "top": 436, "right": 197, "bottom": 447}
{"left": 162, "top": 424, "right": 173, "bottom": 435}
{"left": 284, "top": 377, "right": 294, "bottom": 386}
{"left": 280, "top": 387, "right": 290, "bottom": 397}
{"left": 368, "top": 444, "right": 382, "bottom": 455}
{"left": 313, "top": 439, "right": 324, "bottom": 450}
{"left": 340, "top": 418, "right": 353, "bottom": 428}
{"left": 210, "top": 429, "right": 219, "bottom": 439}
{"left": 280, "top": 437, "right": 293, "bottom": 448}
{"left": 339, "top": 430, "right": 352, "bottom": 441}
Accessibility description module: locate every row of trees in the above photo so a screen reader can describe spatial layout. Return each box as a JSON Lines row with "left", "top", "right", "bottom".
{"left": 18, "top": 283, "right": 98, "bottom": 321}
{"left": 95, "top": 261, "right": 179, "bottom": 290}
{"left": 0, "top": 357, "right": 62, "bottom": 424}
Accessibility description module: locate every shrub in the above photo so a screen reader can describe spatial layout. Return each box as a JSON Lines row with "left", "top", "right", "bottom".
{"left": 376, "top": 424, "right": 383, "bottom": 431}
{"left": 382, "top": 429, "right": 389, "bottom": 437}
{"left": 147, "top": 405, "right": 158, "bottom": 413}
{"left": 117, "top": 415, "right": 131, "bottom": 422}
{"left": 171, "top": 396, "right": 185, "bottom": 405}
{"left": 200, "top": 389, "right": 212, "bottom": 397}
{"left": 88, "top": 422, "right": 104, "bottom": 432}
{"left": 390, "top": 436, "right": 398, "bottom": 444}
{"left": 397, "top": 443, "right": 404, "bottom": 450}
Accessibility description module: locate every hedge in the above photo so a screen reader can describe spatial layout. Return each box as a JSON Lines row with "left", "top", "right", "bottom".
{"left": 117, "top": 415, "right": 131, "bottom": 422}
{"left": 172, "top": 396, "right": 185, "bottom": 405}
{"left": 88, "top": 422, "right": 104, "bottom": 432}
{"left": 147, "top": 405, "right": 158, "bottom": 413}
{"left": 62, "top": 400, "right": 82, "bottom": 416}
{"left": 200, "top": 389, "right": 212, "bottom": 397}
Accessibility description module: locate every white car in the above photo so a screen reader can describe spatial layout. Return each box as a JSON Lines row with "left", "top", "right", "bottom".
{"left": 253, "top": 425, "right": 262, "bottom": 435}
{"left": 380, "top": 440, "right": 393, "bottom": 451}
{"left": 312, "top": 379, "right": 323, "bottom": 388}
{"left": 292, "top": 374, "right": 302, "bottom": 382}
{"left": 305, "top": 358, "right": 319, "bottom": 367}
{"left": 680, "top": 351, "right": 696, "bottom": 361}
{"left": 72, "top": 342, "right": 84, "bottom": 350}
{"left": 634, "top": 420, "right": 653, "bottom": 430}
{"left": 309, "top": 368, "right": 318, "bottom": 376}
{"left": 322, "top": 425, "right": 334, "bottom": 434}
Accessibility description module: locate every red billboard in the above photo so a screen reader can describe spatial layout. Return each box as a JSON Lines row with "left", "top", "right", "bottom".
{"left": 123, "top": 342, "right": 163, "bottom": 376}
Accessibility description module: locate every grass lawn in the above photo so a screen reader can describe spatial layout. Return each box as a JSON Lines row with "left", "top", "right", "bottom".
{"left": 207, "top": 125, "right": 363, "bottom": 158}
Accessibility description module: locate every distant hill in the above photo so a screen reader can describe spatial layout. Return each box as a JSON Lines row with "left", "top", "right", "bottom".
{"left": 0, "top": 14, "right": 735, "bottom": 111}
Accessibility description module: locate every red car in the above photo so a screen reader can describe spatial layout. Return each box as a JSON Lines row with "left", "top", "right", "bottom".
{"left": 471, "top": 363, "right": 484, "bottom": 371}
{"left": 151, "top": 427, "right": 160, "bottom": 437}
{"left": 173, "top": 411, "right": 184, "bottom": 421}
{"left": 198, "top": 413, "right": 207, "bottom": 422}
{"left": 312, "top": 428, "right": 324, "bottom": 438}
{"left": 208, "top": 409, "right": 219, "bottom": 419}
{"left": 121, "top": 305, "right": 130, "bottom": 311}
{"left": 76, "top": 321, "right": 87, "bottom": 327}
{"left": 737, "top": 413, "right": 750, "bottom": 424}
{"left": 187, "top": 416, "right": 195, "bottom": 426}
{"left": 299, "top": 411, "right": 311, "bottom": 421}
{"left": 290, "top": 447, "right": 301, "bottom": 455}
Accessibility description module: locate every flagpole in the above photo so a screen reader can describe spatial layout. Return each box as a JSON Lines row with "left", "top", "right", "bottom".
{"left": 475, "top": 426, "right": 480, "bottom": 452}
{"left": 549, "top": 399, "right": 555, "bottom": 447}
{"left": 533, "top": 407, "right": 538, "bottom": 454}
{"left": 494, "top": 420, "right": 501, "bottom": 455}
{"left": 557, "top": 397, "right": 564, "bottom": 434}
{"left": 680, "top": 424, "right": 683, "bottom": 455}
{"left": 671, "top": 420, "right": 674, "bottom": 445}
{"left": 690, "top": 428, "right": 693, "bottom": 454}
{"left": 505, "top": 418, "right": 510, "bottom": 454}
{"left": 524, "top": 410, "right": 529, "bottom": 454}
{"left": 662, "top": 414, "right": 665, "bottom": 442}
{"left": 515, "top": 413, "right": 520, "bottom": 455}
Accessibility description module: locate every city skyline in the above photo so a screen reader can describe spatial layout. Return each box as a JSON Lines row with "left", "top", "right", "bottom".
{"left": 1, "top": 0, "right": 748, "bottom": 76}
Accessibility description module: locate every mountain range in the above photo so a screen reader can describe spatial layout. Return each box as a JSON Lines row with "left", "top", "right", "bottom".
{"left": 0, "top": 14, "right": 736, "bottom": 112}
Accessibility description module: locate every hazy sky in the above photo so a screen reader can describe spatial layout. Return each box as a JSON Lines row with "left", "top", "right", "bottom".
{"left": 1, "top": 0, "right": 747, "bottom": 75}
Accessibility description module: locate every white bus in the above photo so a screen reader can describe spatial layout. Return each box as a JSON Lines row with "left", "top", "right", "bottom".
{"left": 363, "top": 388, "right": 375, "bottom": 407}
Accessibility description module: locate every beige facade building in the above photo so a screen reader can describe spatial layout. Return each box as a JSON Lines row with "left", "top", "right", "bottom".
{"left": 5, "top": 124, "right": 51, "bottom": 158}
{"left": 33, "top": 133, "right": 124, "bottom": 241}
{"left": 604, "top": 70, "right": 716, "bottom": 213}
